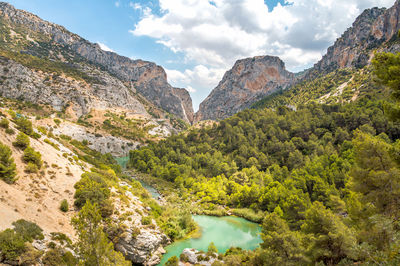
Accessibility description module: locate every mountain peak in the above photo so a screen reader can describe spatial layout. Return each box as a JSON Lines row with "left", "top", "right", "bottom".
{"left": 0, "top": 2, "right": 194, "bottom": 123}
{"left": 195, "top": 55, "right": 295, "bottom": 122}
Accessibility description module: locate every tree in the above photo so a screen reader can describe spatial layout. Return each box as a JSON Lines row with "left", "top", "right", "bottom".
{"left": 261, "top": 212, "right": 306, "bottom": 264}
{"left": 0, "top": 229, "right": 26, "bottom": 261}
{"left": 350, "top": 131, "right": 400, "bottom": 216}
{"left": 15, "top": 117, "right": 34, "bottom": 136}
{"left": 372, "top": 51, "right": 400, "bottom": 121}
{"left": 301, "top": 202, "right": 356, "bottom": 264}
{"left": 0, "top": 142, "right": 17, "bottom": 184}
{"left": 71, "top": 201, "right": 130, "bottom": 266}
{"left": 73, "top": 172, "right": 110, "bottom": 208}
{"left": 23, "top": 146, "right": 42, "bottom": 168}
{"left": 13, "top": 132, "right": 30, "bottom": 149}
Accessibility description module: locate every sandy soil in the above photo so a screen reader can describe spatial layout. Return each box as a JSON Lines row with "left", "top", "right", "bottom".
{"left": 0, "top": 113, "right": 89, "bottom": 239}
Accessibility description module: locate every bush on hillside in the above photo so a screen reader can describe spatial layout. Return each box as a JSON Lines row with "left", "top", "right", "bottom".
{"left": 14, "top": 117, "right": 34, "bottom": 136}
{"left": 0, "top": 118, "right": 9, "bottom": 129}
{"left": 5, "top": 128, "right": 15, "bottom": 135}
{"left": 23, "top": 146, "right": 42, "bottom": 168}
{"left": 0, "top": 229, "right": 26, "bottom": 261}
{"left": 60, "top": 199, "right": 69, "bottom": 212}
{"left": 12, "top": 219, "right": 44, "bottom": 242}
{"left": 73, "top": 172, "right": 110, "bottom": 209}
{"left": 0, "top": 142, "right": 17, "bottom": 184}
{"left": 24, "top": 162, "right": 39, "bottom": 174}
{"left": 13, "top": 132, "right": 30, "bottom": 149}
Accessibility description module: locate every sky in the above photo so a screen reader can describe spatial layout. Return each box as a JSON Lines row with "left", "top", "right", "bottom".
{"left": 6, "top": 0, "right": 396, "bottom": 111}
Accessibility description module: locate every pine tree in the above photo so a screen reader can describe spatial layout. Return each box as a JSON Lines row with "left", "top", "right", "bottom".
{"left": 0, "top": 141, "right": 17, "bottom": 184}
{"left": 71, "top": 201, "right": 130, "bottom": 266}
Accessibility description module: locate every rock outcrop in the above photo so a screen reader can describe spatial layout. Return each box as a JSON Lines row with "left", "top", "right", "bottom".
{"left": 172, "top": 87, "right": 195, "bottom": 123}
{"left": 0, "top": 2, "right": 194, "bottom": 123}
{"left": 195, "top": 56, "right": 295, "bottom": 121}
{"left": 111, "top": 183, "right": 169, "bottom": 265}
{"left": 0, "top": 56, "right": 148, "bottom": 119}
{"left": 308, "top": 0, "right": 400, "bottom": 77}
{"left": 179, "top": 248, "right": 222, "bottom": 265}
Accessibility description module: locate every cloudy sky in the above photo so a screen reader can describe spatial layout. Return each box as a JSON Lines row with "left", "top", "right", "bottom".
{"left": 7, "top": 0, "right": 396, "bottom": 110}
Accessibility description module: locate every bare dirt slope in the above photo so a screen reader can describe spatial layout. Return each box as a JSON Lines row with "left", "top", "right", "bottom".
{"left": 0, "top": 112, "right": 89, "bottom": 239}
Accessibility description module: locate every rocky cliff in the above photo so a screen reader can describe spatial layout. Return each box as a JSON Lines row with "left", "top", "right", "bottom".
{"left": 308, "top": 0, "right": 400, "bottom": 77}
{"left": 195, "top": 56, "right": 295, "bottom": 121}
{"left": 0, "top": 2, "right": 194, "bottom": 123}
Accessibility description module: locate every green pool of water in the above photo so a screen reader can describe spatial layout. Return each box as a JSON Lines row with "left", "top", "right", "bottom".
{"left": 137, "top": 180, "right": 160, "bottom": 199}
{"left": 159, "top": 215, "right": 262, "bottom": 265}
{"left": 115, "top": 156, "right": 129, "bottom": 169}
{"left": 115, "top": 156, "right": 160, "bottom": 199}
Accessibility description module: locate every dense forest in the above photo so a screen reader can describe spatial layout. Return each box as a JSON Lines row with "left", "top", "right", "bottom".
{"left": 129, "top": 53, "right": 400, "bottom": 264}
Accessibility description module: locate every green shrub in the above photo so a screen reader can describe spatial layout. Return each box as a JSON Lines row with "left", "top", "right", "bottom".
{"left": 60, "top": 199, "right": 69, "bottom": 212}
{"left": 19, "top": 243, "right": 42, "bottom": 265}
{"left": 180, "top": 253, "right": 189, "bottom": 262}
{"left": 5, "top": 128, "right": 15, "bottom": 135}
{"left": 23, "top": 146, "right": 42, "bottom": 168}
{"left": 53, "top": 118, "right": 61, "bottom": 125}
{"left": 15, "top": 117, "right": 34, "bottom": 136}
{"left": 141, "top": 216, "right": 152, "bottom": 225}
{"left": 166, "top": 256, "right": 179, "bottom": 266}
{"left": 50, "top": 232, "right": 72, "bottom": 245}
{"left": 0, "top": 118, "right": 9, "bottom": 128}
{"left": 44, "top": 139, "right": 59, "bottom": 150}
{"left": 131, "top": 226, "right": 141, "bottom": 239}
{"left": 25, "top": 162, "right": 39, "bottom": 173}
{"left": 13, "top": 132, "right": 30, "bottom": 149}
{"left": 73, "top": 172, "right": 110, "bottom": 208}
{"left": 12, "top": 219, "right": 43, "bottom": 242}
{"left": 0, "top": 142, "right": 17, "bottom": 184}
{"left": 42, "top": 247, "right": 77, "bottom": 266}
{"left": 0, "top": 229, "right": 26, "bottom": 261}
{"left": 99, "top": 198, "right": 114, "bottom": 218}
{"left": 37, "top": 126, "right": 47, "bottom": 135}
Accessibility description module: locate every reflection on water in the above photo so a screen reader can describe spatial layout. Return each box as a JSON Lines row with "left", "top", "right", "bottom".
{"left": 159, "top": 215, "right": 262, "bottom": 265}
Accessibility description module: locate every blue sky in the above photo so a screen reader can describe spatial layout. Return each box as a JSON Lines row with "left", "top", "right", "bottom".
{"left": 6, "top": 0, "right": 395, "bottom": 111}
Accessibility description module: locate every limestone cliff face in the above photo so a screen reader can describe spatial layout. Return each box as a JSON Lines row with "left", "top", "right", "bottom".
{"left": 172, "top": 87, "right": 194, "bottom": 123}
{"left": 308, "top": 0, "right": 400, "bottom": 77}
{"left": 195, "top": 56, "right": 295, "bottom": 121}
{"left": 0, "top": 2, "right": 194, "bottom": 123}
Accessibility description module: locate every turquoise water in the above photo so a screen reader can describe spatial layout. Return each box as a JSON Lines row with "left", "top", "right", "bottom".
{"left": 138, "top": 179, "right": 160, "bottom": 199}
{"left": 115, "top": 156, "right": 129, "bottom": 169}
{"left": 115, "top": 156, "right": 161, "bottom": 199}
{"left": 159, "top": 215, "right": 262, "bottom": 265}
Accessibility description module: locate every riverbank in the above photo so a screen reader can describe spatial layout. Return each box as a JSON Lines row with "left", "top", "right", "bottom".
{"left": 123, "top": 169, "right": 265, "bottom": 224}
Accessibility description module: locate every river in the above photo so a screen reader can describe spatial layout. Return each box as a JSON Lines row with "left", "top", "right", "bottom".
{"left": 115, "top": 157, "right": 262, "bottom": 265}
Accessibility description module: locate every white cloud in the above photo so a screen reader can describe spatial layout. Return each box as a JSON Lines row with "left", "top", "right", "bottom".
{"left": 130, "top": 2, "right": 142, "bottom": 10}
{"left": 166, "top": 65, "right": 226, "bottom": 110}
{"left": 186, "top": 86, "right": 196, "bottom": 93}
{"left": 130, "top": 0, "right": 395, "bottom": 106}
{"left": 115, "top": 1, "right": 120, "bottom": 8}
{"left": 97, "top": 42, "right": 115, "bottom": 53}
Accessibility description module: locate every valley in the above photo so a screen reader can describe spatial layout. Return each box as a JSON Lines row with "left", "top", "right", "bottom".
{"left": 0, "top": 1, "right": 400, "bottom": 266}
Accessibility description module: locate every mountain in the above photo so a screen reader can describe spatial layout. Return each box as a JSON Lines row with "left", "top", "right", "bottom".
{"left": 195, "top": 56, "right": 295, "bottom": 121}
{"left": 307, "top": 0, "right": 400, "bottom": 78}
{"left": 195, "top": 0, "right": 400, "bottom": 122}
{"left": 0, "top": 2, "right": 194, "bottom": 124}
